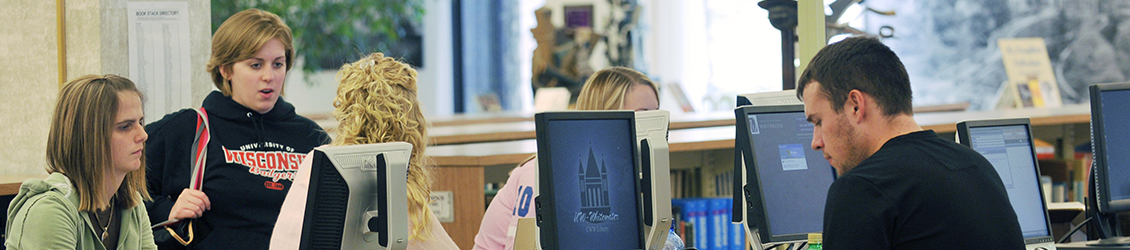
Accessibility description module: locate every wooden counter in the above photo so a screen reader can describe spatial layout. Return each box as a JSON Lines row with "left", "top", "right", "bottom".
{"left": 0, "top": 175, "right": 48, "bottom": 196}
{"left": 428, "top": 111, "right": 737, "bottom": 145}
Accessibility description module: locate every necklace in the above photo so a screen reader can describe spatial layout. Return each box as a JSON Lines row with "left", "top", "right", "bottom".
{"left": 93, "top": 199, "right": 114, "bottom": 242}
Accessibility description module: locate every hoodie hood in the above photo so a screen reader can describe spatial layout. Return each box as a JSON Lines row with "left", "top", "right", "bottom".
{"left": 200, "top": 90, "right": 298, "bottom": 122}
{"left": 6, "top": 173, "right": 83, "bottom": 233}
{"left": 9, "top": 173, "right": 76, "bottom": 209}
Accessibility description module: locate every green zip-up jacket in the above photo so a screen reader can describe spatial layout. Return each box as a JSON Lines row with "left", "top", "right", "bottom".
{"left": 5, "top": 172, "right": 157, "bottom": 250}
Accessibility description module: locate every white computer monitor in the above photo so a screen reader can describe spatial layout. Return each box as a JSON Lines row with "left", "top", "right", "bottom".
{"left": 957, "top": 118, "right": 1056, "bottom": 250}
{"left": 636, "top": 110, "right": 673, "bottom": 249}
{"left": 534, "top": 111, "right": 647, "bottom": 250}
{"left": 299, "top": 142, "right": 411, "bottom": 250}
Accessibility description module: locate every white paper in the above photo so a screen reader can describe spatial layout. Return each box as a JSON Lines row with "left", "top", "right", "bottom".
{"left": 429, "top": 191, "right": 455, "bottom": 223}
{"left": 127, "top": 1, "right": 192, "bottom": 123}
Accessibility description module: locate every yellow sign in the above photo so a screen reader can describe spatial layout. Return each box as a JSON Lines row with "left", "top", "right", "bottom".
{"left": 999, "top": 38, "right": 1063, "bottom": 108}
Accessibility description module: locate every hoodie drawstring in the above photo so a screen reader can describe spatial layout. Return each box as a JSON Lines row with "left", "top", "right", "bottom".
{"left": 247, "top": 112, "right": 266, "bottom": 143}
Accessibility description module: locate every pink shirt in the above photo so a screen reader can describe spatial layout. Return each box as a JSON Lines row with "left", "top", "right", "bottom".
{"left": 473, "top": 158, "right": 538, "bottom": 250}
{"left": 270, "top": 151, "right": 459, "bottom": 250}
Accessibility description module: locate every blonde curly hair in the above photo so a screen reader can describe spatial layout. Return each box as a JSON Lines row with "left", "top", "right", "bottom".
{"left": 332, "top": 53, "right": 435, "bottom": 240}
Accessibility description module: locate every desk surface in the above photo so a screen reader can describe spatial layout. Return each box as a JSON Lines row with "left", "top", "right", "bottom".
{"left": 427, "top": 125, "right": 738, "bottom": 167}
{"left": 427, "top": 104, "right": 1092, "bottom": 167}
{"left": 424, "top": 104, "right": 1089, "bottom": 146}
{"left": 316, "top": 111, "right": 737, "bottom": 146}
{"left": 428, "top": 111, "right": 735, "bottom": 145}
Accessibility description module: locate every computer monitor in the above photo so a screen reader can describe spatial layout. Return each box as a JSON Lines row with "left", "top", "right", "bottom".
{"left": 956, "top": 118, "right": 1055, "bottom": 250}
{"left": 1082, "top": 82, "right": 1130, "bottom": 246}
{"left": 733, "top": 90, "right": 803, "bottom": 224}
{"left": 300, "top": 142, "right": 411, "bottom": 250}
{"left": 534, "top": 111, "right": 646, "bottom": 250}
{"left": 1090, "top": 83, "right": 1130, "bottom": 215}
{"left": 733, "top": 104, "right": 835, "bottom": 246}
{"left": 636, "top": 110, "right": 673, "bottom": 249}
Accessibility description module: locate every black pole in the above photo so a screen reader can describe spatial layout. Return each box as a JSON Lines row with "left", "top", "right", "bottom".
{"left": 758, "top": 0, "right": 798, "bottom": 90}
{"left": 452, "top": 0, "right": 465, "bottom": 113}
{"left": 781, "top": 28, "right": 796, "bottom": 90}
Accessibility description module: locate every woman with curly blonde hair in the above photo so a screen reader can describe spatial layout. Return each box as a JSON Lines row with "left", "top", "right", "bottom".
{"left": 270, "top": 53, "right": 457, "bottom": 249}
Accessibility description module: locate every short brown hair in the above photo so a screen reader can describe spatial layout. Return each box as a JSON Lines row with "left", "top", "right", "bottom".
{"left": 47, "top": 74, "right": 150, "bottom": 211}
{"left": 575, "top": 66, "right": 660, "bottom": 110}
{"left": 797, "top": 36, "right": 913, "bottom": 116}
{"left": 206, "top": 9, "right": 294, "bottom": 96}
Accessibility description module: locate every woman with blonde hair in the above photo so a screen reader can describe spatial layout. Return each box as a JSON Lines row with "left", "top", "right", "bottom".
{"left": 6, "top": 74, "right": 156, "bottom": 249}
{"left": 474, "top": 66, "right": 674, "bottom": 250}
{"left": 144, "top": 8, "right": 330, "bottom": 249}
{"left": 270, "top": 52, "right": 458, "bottom": 249}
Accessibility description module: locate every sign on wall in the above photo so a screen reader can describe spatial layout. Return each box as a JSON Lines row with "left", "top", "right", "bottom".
{"left": 127, "top": 1, "right": 192, "bottom": 123}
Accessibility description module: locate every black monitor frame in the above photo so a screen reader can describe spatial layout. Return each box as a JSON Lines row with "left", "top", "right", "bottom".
{"left": 956, "top": 117, "right": 1054, "bottom": 246}
{"left": 533, "top": 111, "right": 646, "bottom": 250}
{"left": 733, "top": 104, "right": 835, "bottom": 245}
{"left": 733, "top": 90, "right": 803, "bottom": 224}
{"left": 1091, "top": 82, "right": 1130, "bottom": 214}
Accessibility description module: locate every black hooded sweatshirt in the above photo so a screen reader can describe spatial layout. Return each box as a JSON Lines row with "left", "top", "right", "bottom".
{"left": 144, "top": 91, "right": 330, "bottom": 249}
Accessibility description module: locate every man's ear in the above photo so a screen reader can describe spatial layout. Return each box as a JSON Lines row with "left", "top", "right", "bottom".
{"left": 846, "top": 89, "right": 867, "bottom": 122}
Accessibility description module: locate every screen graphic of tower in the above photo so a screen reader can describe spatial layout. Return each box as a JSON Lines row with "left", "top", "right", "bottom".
{"left": 578, "top": 148, "right": 612, "bottom": 216}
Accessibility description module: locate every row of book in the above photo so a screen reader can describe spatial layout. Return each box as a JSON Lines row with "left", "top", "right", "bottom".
{"left": 670, "top": 169, "right": 701, "bottom": 199}
{"left": 672, "top": 198, "right": 745, "bottom": 250}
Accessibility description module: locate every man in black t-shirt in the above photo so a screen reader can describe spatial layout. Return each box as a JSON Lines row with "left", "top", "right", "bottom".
{"left": 796, "top": 37, "right": 1025, "bottom": 250}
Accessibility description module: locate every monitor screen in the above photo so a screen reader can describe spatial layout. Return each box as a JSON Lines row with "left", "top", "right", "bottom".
{"left": 734, "top": 104, "right": 835, "bottom": 243}
{"left": 1093, "top": 84, "right": 1130, "bottom": 214}
{"left": 960, "top": 121, "right": 1051, "bottom": 241}
{"left": 535, "top": 111, "right": 644, "bottom": 250}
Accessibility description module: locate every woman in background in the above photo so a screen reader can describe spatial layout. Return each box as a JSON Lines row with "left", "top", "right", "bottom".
{"left": 6, "top": 74, "right": 156, "bottom": 249}
{"left": 144, "top": 9, "right": 330, "bottom": 249}
{"left": 270, "top": 53, "right": 458, "bottom": 249}
{"left": 473, "top": 66, "right": 682, "bottom": 250}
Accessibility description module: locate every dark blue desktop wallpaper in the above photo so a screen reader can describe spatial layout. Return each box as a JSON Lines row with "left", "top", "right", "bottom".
{"left": 545, "top": 119, "right": 643, "bottom": 249}
{"left": 1100, "top": 89, "right": 1130, "bottom": 201}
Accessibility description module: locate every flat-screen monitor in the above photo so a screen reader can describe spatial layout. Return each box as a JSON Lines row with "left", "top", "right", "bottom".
{"left": 534, "top": 111, "right": 645, "bottom": 250}
{"left": 733, "top": 104, "right": 835, "bottom": 245}
{"left": 733, "top": 90, "right": 803, "bottom": 224}
{"left": 956, "top": 118, "right": 1054, "bottom": 249}
{"left": 300, "top": 142, "right": 411, "bottom": 250}
{"left": 1090, "top": 82, "right": 1130, "bottom": 215}
{"left": 635, "top": 110, "right": 673, "bottom": 249}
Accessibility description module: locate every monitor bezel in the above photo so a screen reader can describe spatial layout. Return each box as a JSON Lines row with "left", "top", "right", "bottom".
{"left": 734, "top": 104, "right": 834, "bottom": 244}
{"left": 956, "top": 118, "right": 1055, "bottom": 245}
{"left": 534, "top": 111, "right": 646, "bottom": 250}
{"left": 634, "top": 110, "right": 673, "bottom": 249}
{"left": 1091, "top": 82, "right": 1130, "bottom": 214}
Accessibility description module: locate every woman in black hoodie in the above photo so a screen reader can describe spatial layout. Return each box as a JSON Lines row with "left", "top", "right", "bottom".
{"left": 143, "top": 9, "right": 330, "bottom": 249}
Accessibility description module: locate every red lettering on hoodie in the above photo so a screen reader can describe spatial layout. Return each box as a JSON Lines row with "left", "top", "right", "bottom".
{"left": 221, "top": 147, "right": 308, "bottom": 182}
